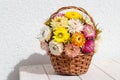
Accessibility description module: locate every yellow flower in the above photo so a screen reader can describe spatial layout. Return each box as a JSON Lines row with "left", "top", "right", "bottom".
{"left": 71, "top": 32, "right": 86, "bottom": 47}
{"left": 53, "top": 27, "right": 70, "bottom": 43}
{"left": 65, "top": 11, "right": 83, "bottom": 19}
{"left": 51, "top": 16, "right": 68, "bottom": 29}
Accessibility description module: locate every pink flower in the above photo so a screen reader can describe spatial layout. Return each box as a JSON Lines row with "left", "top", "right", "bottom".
{"left": 82, "top": 40, "right": 94, "bottom": 53}
{"left": 83, "top": 24, "right": 96, "bottom": 39}
{"left": 53, "top": 13, "right": 64, "bottom": 18}
{"left": 40, "top": 41, "right": 50, "bottom": 54}
{"left": 64, "top": 44, "right": 80, "bottom": 57}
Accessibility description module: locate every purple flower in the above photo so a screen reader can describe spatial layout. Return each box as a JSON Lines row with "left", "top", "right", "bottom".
{"left": 82, "top": 40, "right": 94, "bottom": 53}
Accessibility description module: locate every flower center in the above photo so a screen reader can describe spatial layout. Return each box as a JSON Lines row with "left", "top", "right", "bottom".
{"left": 71, "top": 13, "right": 75, "bottom": 16}
{"left": 78, "top": 37, "right": 81, "bottom": 40}
{"left": 70, "top": 48, "right": 74, "bottom": 51}
{"left": 53, "top": 45, "right": 58, "bottom": 50}
{"left": 57, "top": 33, "right": 63, "bottom": 38}
{"left": 42, "top": 31, "right": 45, "bottom": 37}
{"left": 56, "top": 19, "right": 61, "bottom": 22}
{"left": 74, "top": 22, "right": 77, "bottom": 25}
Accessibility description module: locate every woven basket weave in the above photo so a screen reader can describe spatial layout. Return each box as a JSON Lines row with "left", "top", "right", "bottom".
{"left": 49, "top": 53, "right": 93, "bottom": 75}
{"left": 48, "top": 6, "right": 95, "bottom": 75}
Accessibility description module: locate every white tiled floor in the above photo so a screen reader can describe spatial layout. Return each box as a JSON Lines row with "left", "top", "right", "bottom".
{"left": 20, "top": 58, "right": 120, "bottom": 80}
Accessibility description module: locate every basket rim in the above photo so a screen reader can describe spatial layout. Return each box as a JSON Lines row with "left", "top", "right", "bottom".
{"left": 49, "top": 52, "right": 94, "bottom": 58}
{"left": 48, "top": 6, "right": 96, "bottom": 28}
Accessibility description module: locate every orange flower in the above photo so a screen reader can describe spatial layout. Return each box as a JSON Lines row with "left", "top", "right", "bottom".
{"left": 71, "top": 32, "right": 86, "bottom": 48}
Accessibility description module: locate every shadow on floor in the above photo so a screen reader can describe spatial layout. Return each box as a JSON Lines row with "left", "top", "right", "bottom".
{"left": 7, "top": 53, "right": 50, "bottom": 80}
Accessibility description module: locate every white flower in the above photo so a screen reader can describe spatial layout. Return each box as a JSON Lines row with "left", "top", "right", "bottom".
{"left": 49, "top": 40, "right": 63, "bottom": 55}
{"left": 67, "top": 19, "right": 84, "bottom": 33}
{"left": 37, "top": 26, "right": 51, "bottom": 41}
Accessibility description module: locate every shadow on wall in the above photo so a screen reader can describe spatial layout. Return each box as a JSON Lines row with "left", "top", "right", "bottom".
{"left": 7, "top": 53, "right": 50, "bottom": 80}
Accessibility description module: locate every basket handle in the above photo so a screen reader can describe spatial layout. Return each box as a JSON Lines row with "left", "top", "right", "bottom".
{"left": 49, "top": 6, "right": 96, "bottom": 27}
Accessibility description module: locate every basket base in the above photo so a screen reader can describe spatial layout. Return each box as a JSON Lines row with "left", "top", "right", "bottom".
{"left": 49, "top": 54, "right": 93, "bottom": 75}
{"left": 54, "top": 69, "right": 88, "bottom": 76}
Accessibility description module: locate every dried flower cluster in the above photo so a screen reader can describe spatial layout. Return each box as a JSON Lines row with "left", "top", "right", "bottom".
{"left": 38, "top": 8, "right": 101, "bottom": 57}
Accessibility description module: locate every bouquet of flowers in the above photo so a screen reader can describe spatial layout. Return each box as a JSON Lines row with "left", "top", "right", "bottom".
{"left": 38, "top": 6, "right": 101, "bottom": 75}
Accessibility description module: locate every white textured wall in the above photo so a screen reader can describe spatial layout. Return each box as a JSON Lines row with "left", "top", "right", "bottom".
{"left": 0, "top": 0, "right": 120, "bottom": 80}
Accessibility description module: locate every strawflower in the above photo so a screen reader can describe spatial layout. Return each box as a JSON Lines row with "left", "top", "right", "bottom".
{"left": 49, "top": 40, "right": 63, "bottom": 55}
{"left": 67, "top": 19, "right": 84, "bottom": 33}
{"left": 40, "top": 41, "right": 49, "bottom": 54}
{"left": 82, "top": 40, "right": 94, "bottom": 53}
{"left": 53, "top": 27, "right": 70, "bottom": 43}
{"left": 64, "top": 44, "right": 80, "bottom": 57}
{"left": 37, "top": 26, "right": 51, "bottom": 41}
{"left": 51, "top": 16, "right": 68, "bottom": 29}
{"left": 71, "top": 32, "right": 86, "bottom": 47}
{"left": 83, "top": 24, "right": 96, "bottom": 39}
{"left": 65, "top": 11, "right": 83, "bottom": 19}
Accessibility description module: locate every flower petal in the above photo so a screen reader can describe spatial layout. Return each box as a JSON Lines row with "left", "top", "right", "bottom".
{"left": 82, "top": 40, "right": 95, "bottom": 53}
{"left": 83, "top": 24, "right": 96, "bottom": 39}
{"left": 64, "top": 44, "right": 80, "bottom": 57}
{"left": 49, "top": 40, "right": 63, "bottom": 55}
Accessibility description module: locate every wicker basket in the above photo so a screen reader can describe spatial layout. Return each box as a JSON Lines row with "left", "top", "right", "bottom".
{"left": 48, "top": 6, "right": 95, "bottom": 75}
{"left": 49, "top": 53, "right": 93, "bottom": 75}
